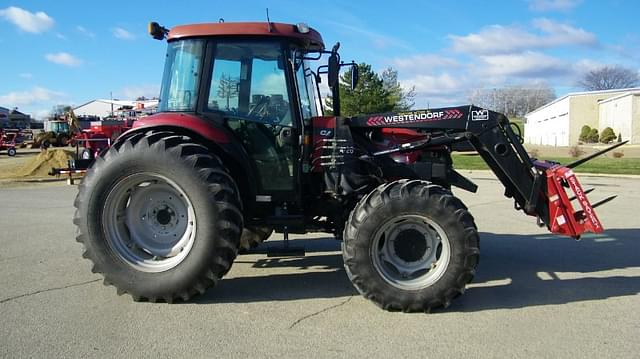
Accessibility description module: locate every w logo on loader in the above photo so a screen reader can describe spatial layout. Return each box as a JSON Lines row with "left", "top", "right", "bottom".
{"left": 471, "top": 109, "right": 489, "bottom": 121}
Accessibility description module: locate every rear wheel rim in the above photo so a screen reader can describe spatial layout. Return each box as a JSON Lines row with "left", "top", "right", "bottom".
{"left": 102, "top": 172, "right": 196, "bottom": 273}
{"left": 371, "top": 215, "right": 451, "bottom": 290}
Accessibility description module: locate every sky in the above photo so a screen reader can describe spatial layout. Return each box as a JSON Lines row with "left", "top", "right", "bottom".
{"left": 0, "top": 0, "right": 639, "bottom": 119}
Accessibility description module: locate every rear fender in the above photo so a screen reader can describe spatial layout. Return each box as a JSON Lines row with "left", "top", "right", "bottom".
{"left": 114, "top": 121, "right": 257, "bottom": 214}
{"left": 131, "top": 113, "right": 230, "bottom": 143}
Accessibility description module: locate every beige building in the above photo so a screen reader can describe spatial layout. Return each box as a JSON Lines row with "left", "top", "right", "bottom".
{"left": 525, "top": 88, "right": 640, "bottom": 145}
{"left": 599, "top": 92, "right": 640, "bottom": 144}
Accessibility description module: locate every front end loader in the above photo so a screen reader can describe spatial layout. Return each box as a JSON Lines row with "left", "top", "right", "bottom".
{"left": 341, "top": 106, "right": 626, "bottom": 240}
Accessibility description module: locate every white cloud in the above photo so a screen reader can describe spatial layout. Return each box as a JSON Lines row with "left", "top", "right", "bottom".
{"left": 388, "top": 50, "right": 597, "bottom": 107}
{"left": 387, "top": 55, "right": 467, "bottom": 107}
{"left": 255, "top": 74, "right": 287, "bottom": 95}
{"left": 400, "top": 73, "right": 462, "bottom": 96}
{"left": 45, "top": 52, "right": 83, "bottom": 67}
{"left": 0, "top": 87, "right": 65, "bottom": 107}
{"left": 571, "top": 59, "right": 606, "bottom": 77}
{"left": 399, "top": 73, "right": 471, "bottom": 107}
{"left": 120, "top": 84, "right": 161, "bottom": 99}
{"left": 529, "top": 0, "right": 582, "bottom": 12}
{"left": 0, "top": 6, "right": 54, "bottom": 34}
{"left": 33, "top": 109, "right": 52, "bottom": 121}
{"left": 531, "top": 18, "right": 596, "bottom": 45}
{"left": 391, "top": 55, "right": 461, "bottom": 73}
{"left": 112, "top": 27, "right": 135, "bottom": 40}
{"left": 76, "top": 25, "right": 95, "bottom": 38}
{"left": 449, "top": 19, "right": 597, "bottom": 55}
{"left": 476, "top": 52, "right": 569, "bottom": 78}
{"left": 55, "top": 33, "right": 66, "bottom": 40}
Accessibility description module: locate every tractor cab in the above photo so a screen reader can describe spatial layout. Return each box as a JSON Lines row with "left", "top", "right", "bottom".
{"left": 49, "top": 120, "right": 70, "bottom": 134}
{"left": 149, "top": 21, "right": 346, "bottom": 209}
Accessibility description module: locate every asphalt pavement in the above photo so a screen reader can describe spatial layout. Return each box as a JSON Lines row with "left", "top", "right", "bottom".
{"left": 1, "top": 173, "right": 638, "bottom": 358}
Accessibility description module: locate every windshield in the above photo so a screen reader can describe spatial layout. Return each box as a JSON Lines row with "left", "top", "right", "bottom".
{"left": 207, "top": 41, "right": 293, "bottom": 126}
{"left": 51, "top": 122, "right": 69, "bottom": 133}
{"left": 159, "top": 39, "right": 205, "bottom": 112}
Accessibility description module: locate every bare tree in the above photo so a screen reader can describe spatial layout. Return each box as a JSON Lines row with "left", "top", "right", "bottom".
{"left": 579, "top": 65, "right": 640, "bottom": 91}
{"left": 48, "top": 104, "right": 73, "bottom": 120}
{"left": 217, "top": 73, "right": 239, "bottom": 110}
{"left": 469, "top": 85, "right": 555, "bottom": 117}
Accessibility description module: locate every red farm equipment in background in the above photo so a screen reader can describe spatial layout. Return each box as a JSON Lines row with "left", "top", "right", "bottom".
{"left": 0, "top": 130, "right": 18, "bottom": 156}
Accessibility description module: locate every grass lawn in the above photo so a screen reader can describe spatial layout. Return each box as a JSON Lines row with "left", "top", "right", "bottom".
{"left": 452, "top": 153, "right": 640, "bottom": 175}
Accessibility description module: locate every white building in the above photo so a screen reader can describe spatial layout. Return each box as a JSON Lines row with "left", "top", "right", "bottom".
{"left": 525, "top": 88, "right": 640, "bottom": 146}
{"left": 74, "top": 99, "right": 159, "bottom": 118}
{"left": 524, "top": 95, "right": 571, "bottom": 146}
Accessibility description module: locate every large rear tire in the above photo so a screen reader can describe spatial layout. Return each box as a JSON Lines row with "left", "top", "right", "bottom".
{"left": 342, "top": 179, "right": 479, "bottom": 312}
{"left": 73, "top": 131, "right": 243, "bottom": 302}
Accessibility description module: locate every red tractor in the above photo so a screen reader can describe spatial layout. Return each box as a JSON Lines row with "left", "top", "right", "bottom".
{"left": 73, "top": 21, "right": 624, "bottom": 311}
{"left": 0, "top": 130, "right": 18, "bottom": 156}
{"left": 77, "top": 119, "right": 133, "bottom": 160}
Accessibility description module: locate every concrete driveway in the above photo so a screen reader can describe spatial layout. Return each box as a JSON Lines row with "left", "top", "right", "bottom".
{"left": 1, "top": 173, "right": 638, "bottom": 358}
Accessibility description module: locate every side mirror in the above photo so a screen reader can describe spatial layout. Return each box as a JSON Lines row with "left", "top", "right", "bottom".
{"left": 327, "top": 53, "right": 339, "bottom": 89}
{"left": 350, "top": 63, "right": 359, "bottom": 90}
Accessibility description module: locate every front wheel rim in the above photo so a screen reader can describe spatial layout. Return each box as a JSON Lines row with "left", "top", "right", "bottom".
{"left": 102, "top": 172, "right": 196, "bottom": 273}
{"left": 371, "top": 215, "right": 451, "bottom": 290}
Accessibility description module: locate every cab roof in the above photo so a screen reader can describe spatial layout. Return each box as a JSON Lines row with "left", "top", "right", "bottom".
{"left": 167, "top": 22, "right": 324, "bottom": 50}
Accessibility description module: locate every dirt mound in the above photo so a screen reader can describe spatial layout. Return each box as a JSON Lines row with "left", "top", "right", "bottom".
{"left": 16, "top": 149, "right": 74, "bottom": 177}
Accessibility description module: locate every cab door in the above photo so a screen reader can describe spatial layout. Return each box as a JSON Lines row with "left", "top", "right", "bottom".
{"left": 204, "top": 41, "right": 300, "bottom": 200}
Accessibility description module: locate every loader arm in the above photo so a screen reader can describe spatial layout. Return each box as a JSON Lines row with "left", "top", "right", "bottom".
{"left": 348, "top": 105, "right": 625, "bottom": 239}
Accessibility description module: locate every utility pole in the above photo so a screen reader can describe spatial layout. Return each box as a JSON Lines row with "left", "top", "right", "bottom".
{"left": 110, "top": 91, "right": 114, "bottom": 116}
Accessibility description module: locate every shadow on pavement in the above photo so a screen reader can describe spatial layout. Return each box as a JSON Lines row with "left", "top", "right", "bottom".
{"left": 449, "top": 228, "right": 640, "bottom": 312}
{"left": 196, "top": 229, "right": 640, "bottom": 310}
{"left": 196, "top": 237, "right": 357, "bottom": 304}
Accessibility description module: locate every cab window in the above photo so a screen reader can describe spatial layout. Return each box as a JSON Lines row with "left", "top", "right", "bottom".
{"left": 207, "top": 41, "right": 293, "bottom": 127}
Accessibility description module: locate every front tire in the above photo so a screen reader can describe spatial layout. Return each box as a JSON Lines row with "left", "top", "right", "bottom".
{"left": 73, "top": 131, "right": 243, "bottom": 302}
{"left": 342, "top": 180, "right": 479, "bottom": 312}
{"left": 7, "top": 147, "right": 16, "bottom": 156}
{"left": 57, "top": 134, "right": 69, "bottom": 147}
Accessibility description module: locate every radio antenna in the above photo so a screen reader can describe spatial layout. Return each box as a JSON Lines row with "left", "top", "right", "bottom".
{"left": 266, "top": 8, "right": 273, "bottom": 32}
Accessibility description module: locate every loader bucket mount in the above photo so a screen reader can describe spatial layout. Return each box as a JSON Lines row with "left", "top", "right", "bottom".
{"left": 534, "top": 140, "right": 627, "bottom": 239}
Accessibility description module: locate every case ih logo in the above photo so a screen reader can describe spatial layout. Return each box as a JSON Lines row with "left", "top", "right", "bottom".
{"left": 366, "top": 109, "right": 463, "bottom": 126}
{"left": 471, "top": 109, "right": 489, "bottom": 121}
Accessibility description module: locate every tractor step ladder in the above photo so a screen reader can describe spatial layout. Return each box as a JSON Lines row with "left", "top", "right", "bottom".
{"left": 267, "top": 225, "right": 306, "bottom": 257}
